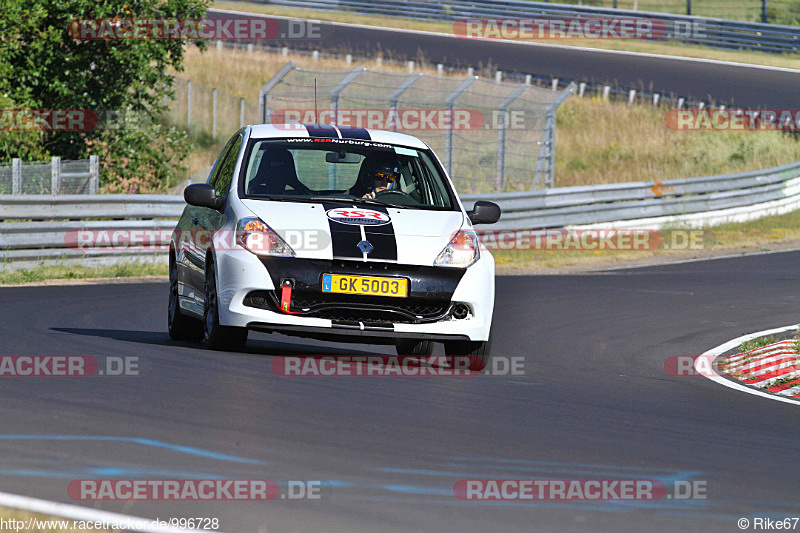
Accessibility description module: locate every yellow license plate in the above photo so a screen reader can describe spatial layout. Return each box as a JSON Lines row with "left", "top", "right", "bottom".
{"left": 322, "top": 273, "right": 408, "bottom": 298}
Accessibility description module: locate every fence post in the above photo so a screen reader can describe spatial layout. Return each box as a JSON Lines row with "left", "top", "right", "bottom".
{"left": 51, "top": 156, "right": 61, "bottom": 196}
{"left": 11, "top": 158, "right": 21, "bottom": 195}
{"left": 444, "top": 77, "right": 477, "bottom": 178}
{"left": 258, "top": 61, "right": 297, "bottom": 123}
{"left": 389, "top": 73, "right": 423, "bottom": 132}
{"left": 212, "top": 88, "right": 218, "bottom": 140}
{"left": 187, "top": 80, "right": 192, "bottom": 131}
{"left": 537, "top": 82, "right": 576, "bottom": 189}
{"left": 240, "top": 97, "right": 246, "bottom": 128}
{"left": 89, "top": 155, "right": 99, "bottom": 194}
{"left": 495, "top": 85, "right": 527, "bottom": 192}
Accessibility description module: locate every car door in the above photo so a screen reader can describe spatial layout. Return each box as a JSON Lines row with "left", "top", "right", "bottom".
{"left": 179, "top": 132, "right": 243, "bottom": 305}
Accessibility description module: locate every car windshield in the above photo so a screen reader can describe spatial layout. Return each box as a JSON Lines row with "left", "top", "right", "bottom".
{"left": 239, "top": 138, "right": 456, "bottom": 210}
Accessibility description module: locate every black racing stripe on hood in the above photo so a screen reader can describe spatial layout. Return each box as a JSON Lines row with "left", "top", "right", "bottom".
{"left": 323, "top": 203, "right": 363, "bottom": 259}
{"left": 304, "top": 123, "right": 339, "bottom": 138}
{"left": 361, "top": 205, "right": 397, "bottom": 261}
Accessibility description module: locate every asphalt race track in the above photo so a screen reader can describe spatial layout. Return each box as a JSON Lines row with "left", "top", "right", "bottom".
{"left": 1, "top": 251, "right": 799, "bottom": 532}
{"left": 208, "top": 8, "right": 800, "bottom": 109}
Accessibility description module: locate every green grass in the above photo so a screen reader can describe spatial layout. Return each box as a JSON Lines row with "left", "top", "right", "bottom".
{"left": 491, "top": 208, "right": 800, "bottom": 270}
{"left": 739, "top": 336, "right": 776, "bottom": 353}
{"left": 0, "top": 262, "right": 167, "bottom": 285}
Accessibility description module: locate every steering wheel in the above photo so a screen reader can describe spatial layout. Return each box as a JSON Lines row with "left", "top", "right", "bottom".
{"left": 375, "top": 189, "right": 413, "bottom": 199}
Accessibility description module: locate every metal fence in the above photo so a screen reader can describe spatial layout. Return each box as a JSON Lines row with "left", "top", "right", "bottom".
{"left": 165, "top": 77, "right": 260, "bottom": 139}
{"left": 255, "top": 0, "right": 800, "bottom": 53}
{"left": 3, "top": 160, "right": 800, "bottom": 268}
{"left": 259, "top": 61, "right": 576, "bottom": 192}
{"left": 0, "top": 157, "right": 99, "bottom": 195}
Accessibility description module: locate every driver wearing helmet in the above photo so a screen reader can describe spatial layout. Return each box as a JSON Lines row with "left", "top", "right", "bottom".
{"left": 362, "top": 165, "right": 400, "bottom": 199}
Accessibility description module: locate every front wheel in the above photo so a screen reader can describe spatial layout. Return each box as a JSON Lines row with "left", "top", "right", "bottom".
{"left": 203, "top": 259, "right": 248, "bottom": 351}
{"left": 444, "top": 336, "right": 491, "bottom": 372}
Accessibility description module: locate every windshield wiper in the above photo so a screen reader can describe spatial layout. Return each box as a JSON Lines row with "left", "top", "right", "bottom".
{"left": 309, "top": 196, "right": 406, "bottom": 209}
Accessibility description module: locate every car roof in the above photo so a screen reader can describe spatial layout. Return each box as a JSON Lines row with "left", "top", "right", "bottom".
{"left": 247, "top": 124, "right": 429, "bottom": 150}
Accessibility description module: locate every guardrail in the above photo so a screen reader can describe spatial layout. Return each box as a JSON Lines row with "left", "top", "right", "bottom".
{"left": 462, "top": 161, "right": 800, "bottom": 230}
{"left": 255, "top": 0, "right": 800, "bottom": 54}
{"left": 0, "top": 195, "right": 182, "bottom": 268}
{"left": 0, "top": 156, "right": 100, "bottom": 195}
{"left": 2, "top": 161, "right": 800, "bottom": 268}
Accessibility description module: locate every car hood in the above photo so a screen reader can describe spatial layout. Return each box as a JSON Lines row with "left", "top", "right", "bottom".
{"left": 240, "top": 199, "right": 465, "bottom": 266}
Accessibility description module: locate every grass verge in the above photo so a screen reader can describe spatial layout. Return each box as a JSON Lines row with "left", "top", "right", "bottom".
{"left": 213, "top": 0, "right": 800, "bottom": 70}
{"left": 491, "top": 208, "right": 800, "bottom": 271}
{"left": 739, "top": 336, "right": 777, "bottom": 353}
{"left": 0, "top": 263, "right": 167, "bottom": 285}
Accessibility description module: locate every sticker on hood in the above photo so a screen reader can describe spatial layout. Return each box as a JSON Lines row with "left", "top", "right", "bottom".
{"left": 325, "top": 208, "right": 391, "bottom": 226}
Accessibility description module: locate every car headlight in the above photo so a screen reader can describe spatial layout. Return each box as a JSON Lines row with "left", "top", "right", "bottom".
{"left": 235, "top": 217, "right": 295, "bottom": 257}
{"left": 434, "top": 229, "right": 480, "bottom": 268}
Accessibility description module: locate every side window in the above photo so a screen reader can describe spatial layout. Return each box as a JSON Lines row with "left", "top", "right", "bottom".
{"left": 212, "top": 134, "right": 243, "bottom": 196}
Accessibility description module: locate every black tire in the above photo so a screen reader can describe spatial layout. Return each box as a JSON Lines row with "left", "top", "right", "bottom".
{"left": 203, "top": 258, "right": 248, "bottom": 351}
{"left": 168, "top": 253, "right": 202, "bottom": 342}
{"left": 444, "top": 336, "right": 491, "bottom": 372}
{"left": 395, "top": 338, "right": 434, "bottom": 356}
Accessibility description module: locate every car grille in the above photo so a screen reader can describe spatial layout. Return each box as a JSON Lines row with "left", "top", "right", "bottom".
{"left": 243, "top": 290, "right": 453, "bottom": 324}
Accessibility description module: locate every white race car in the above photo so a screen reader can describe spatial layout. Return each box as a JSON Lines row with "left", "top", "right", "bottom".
{"left": 169, "top": 124, "right": 500, "bottom": 369}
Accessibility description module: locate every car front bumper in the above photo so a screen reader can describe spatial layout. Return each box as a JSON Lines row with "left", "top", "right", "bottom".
{"left": 214, "top": 249, "right": 495, "bottom": 343}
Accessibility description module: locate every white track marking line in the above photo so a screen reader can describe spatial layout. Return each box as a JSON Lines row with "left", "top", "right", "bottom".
{"left": 210, "top": 7, "right": 800, "bottom": 74}
{"left": 699, "top": 324, "right": 800, "bottom": 406}
{"left": 0, "top": 491, "right": 213, "bottom": 533}
{"left": 598, "top": 247, "right": 800, "bottom": 272}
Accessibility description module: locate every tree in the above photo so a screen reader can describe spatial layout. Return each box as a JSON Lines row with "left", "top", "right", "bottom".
{"left": 0, "top": 0, "right": 210, "bottom": 191}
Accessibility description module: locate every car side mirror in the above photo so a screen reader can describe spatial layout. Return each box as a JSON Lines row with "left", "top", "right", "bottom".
{"left": 468, "top": 201, "right": 501, "bottom": 225}
{"left": 184, "top": 183, "right": 224, "bottom": 211}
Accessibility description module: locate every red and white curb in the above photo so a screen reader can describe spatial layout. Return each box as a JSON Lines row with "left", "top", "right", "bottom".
{"left": 699, "top": 324, "right": 800, "bottom": 406}
{"left": 720, "top": 340, "right": 800, "bottom": 395}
